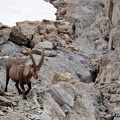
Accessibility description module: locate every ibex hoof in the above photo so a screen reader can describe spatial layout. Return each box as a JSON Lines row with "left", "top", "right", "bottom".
{"left": 19, "top": 91, "right": 22, "bottom": 95}
{"left": 4, "top": 88, "right": 7, "bottom": 92}
{"left": 23, "top": 96, "right": 27, "bottom": 100}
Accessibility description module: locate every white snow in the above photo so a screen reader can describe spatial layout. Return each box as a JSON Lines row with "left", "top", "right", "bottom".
{"left": 0, "top": 0, "right": 57, "bottom": 26}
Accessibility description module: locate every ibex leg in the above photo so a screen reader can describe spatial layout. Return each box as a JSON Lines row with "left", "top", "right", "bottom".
{"left": 15, "top": 82, "right": 22, "bottom": 95}
{"left": 5, "top": 66, "right": 10, "bottom": 92}
{"left": 20, "top": 83, "right": 27, "bottom": 100}
{"left": 25, "top": 82, "right": 31, "bottom": 95}
{"left": 5, "top": 79, "right": 9, "bottom": 92}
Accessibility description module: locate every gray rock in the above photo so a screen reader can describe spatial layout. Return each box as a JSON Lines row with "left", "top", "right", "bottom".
{"left": 114, "top": 117, "right": 120, "bottom": 120}
{"left": 104, "top": 114, "right": 114, "bottom": 120}
{"left": 32, "top": 48, "right": 57, "bottom": 57}
{"left": 0, "top": 41, "right": 21, "bottom": 56}
{"left": 0, "top": 96, "right": 13, "bottom": 106}
{"left": 60, "top": 40, "right": 66, "bottom": 46}
{"left": 35, "top": 41, "right": 53, "bottom": 50}
{"left": 49, "top": 84, "right": 74, "bottom": 107}
{"left": 99, "top": 105, "right": 107, "bottom": 112}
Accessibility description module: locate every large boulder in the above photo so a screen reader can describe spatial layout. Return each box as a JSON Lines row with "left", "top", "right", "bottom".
{"left": 0, "top": 23, "right": 11, "bottom": 45}
{"left": 48, "top": 84, "right": 74, "bottom": 107}
{"left": 9, "top": 21, "right": 41, "bottom": 46}
{"left": 0, "top": 41, "right": 21, "bottom": 56}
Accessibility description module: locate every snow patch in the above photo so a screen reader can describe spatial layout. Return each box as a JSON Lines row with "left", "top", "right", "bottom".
{"left": 0, "top": 0, "right": 56, "bottom": 26}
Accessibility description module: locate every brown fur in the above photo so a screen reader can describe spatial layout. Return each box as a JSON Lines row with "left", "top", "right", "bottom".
{"left": 5, "top": 47, "right": 44, "bottom": 99}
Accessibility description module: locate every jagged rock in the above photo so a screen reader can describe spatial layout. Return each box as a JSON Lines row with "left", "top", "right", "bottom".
{"left": 9, "top": 21, "right": 40, "bottom": 46}
{"left": 29, "top": 33, "right": 42, "bottom": 48}
{"left": 43, "top": 93, "right": 66, "bottom": 119}
{"left": 9, "top": 26, "right": 29, "bottom": 45}
{"left": 49, "top": 84, "right": 74, "bottom": 107}
{"left": 0, "top": 27, "right": 11, "bottom": 45}
{"left": 16, "top": 21, "right": 39, "bottom": 39}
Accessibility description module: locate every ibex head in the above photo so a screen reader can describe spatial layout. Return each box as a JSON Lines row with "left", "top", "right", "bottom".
{"left": 25, "top": 47, "right": 44, "bottom": 80}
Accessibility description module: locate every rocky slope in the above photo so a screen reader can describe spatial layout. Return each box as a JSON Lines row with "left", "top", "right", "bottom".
{"left": 0, "top": 0, "right": 120, "bottom": 120}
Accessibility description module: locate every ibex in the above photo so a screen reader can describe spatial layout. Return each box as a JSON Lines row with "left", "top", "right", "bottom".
{"left": 5, "top": 47, "right": 44, "bottom": 99}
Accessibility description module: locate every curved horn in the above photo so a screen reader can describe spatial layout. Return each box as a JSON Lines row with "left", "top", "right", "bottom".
{"left": 24, "top": 47, "right": 37, "bottom": 70}
{"left": 37, "top": 47, "right": 44, "bottom": 70}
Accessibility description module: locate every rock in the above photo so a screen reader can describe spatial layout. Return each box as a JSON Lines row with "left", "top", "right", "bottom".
{"left": 98, "top": 111, "right": 106, "bottom": 118}
{"left": 61, "top": 104, "right": 71, "bottom": 113}
{"left": 109, "top": 87, "right": 117, "bottom": 94}
{"left": 46, "top": 24, "right": 56, "bottom": 34}
{"left": 108, "top": 26, "right": 120, "bottom": 50}
{"left": 9, "top": 21, "right": 40, "bottom": 46}
{"left": 0, "top": 89, "right": 4, "bottom": 96}
{"left": 0, "top": 41, "right": 21, "bottom": 56}
{"left": 60, "top": 33, "right": 72, "bottom": 44}
{"left": 99, "top": 105, "right": 107, "bottom": 112}
{"left": 43, "top": 93, "right": 66, "bottom": 119}
{"left": 16, "top": 21, "right": 38, "bottom": 39}
{"left": 114, "top": 117, "right": 120, "bottom": 120}
{"left": 0, "top": 113, "right": 30, "bottom": 120}
{"left": 0, "top": 111, "right": 6, "bottom": 116}
{"left": 104, "top": 114, "right": 114, "bottom": 120}
{"left": 49, "top": 84, "right": 74, "bottom": 107}
{"left": 56, "top": 22, "right": 70, "bottom": 34}
{"left": 97, "top": 62, "right": 120, "bottom": 84}
{"left": 9, "top": 26, "right": 29, "bottom": 45}
{"left": 44, "top": 50, "right": 57, "bottom": 57}
{"left": 59, "top": 8, "right": 66, "bottom": 15}
{"left": 35, "top": 41, "right": 53, "bottom": 50}
{"left": 60, "top": 40, "right": 66, "bottom": 47}
{"left": 28, "top": 33, "right": 42, "bottom": 48}
{"left": 113, "top": 107, "right": 120, "bottom": 115}
{"left": 92, "top": 16, "right": 112, "bottom": 39}
{"left": 52, "top": 72, "right": 77, "bottom": 84}
{"left": 0, "top": 96, "right": 13, "bottom": 106}
{"left": 39, "top": 28, "right": 47, "bottom": 35}
{"left": 107, "top": 103, "right": 115, "bottom": 114}
{"left": 103, "top": 98, "right": 109, "bottom": 107}
{"left": 0, "top": 27, "right": 11, "bottom": 45}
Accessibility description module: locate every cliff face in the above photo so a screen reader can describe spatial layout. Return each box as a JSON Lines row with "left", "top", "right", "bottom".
{"left": 0, "top": 0, "right": 120, "bottom": 120}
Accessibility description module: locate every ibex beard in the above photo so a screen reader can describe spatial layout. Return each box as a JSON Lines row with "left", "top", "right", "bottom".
{"left": 5, "top": 47, "right": 44, "bottom": 100}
